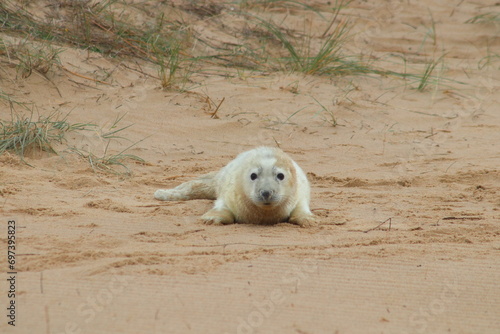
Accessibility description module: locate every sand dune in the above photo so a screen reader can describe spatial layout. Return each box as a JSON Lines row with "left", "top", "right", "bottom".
{"left": 1, "top": 1, "right": 499, "bottom": 333}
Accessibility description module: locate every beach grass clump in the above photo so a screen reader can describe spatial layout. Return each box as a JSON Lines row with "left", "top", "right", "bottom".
{"left": 0, "top": 111, "right": 96, "bottom": 160}
{"left": 70, "top": 143, "right": 145, "bottom": 175}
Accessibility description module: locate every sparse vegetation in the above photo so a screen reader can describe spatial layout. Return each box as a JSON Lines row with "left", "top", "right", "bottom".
{"left": 0, "top": 111, "right": 95, "bottom": 161}
{"left": 252, "top": 15, "right": 361, "bottom": 75}
{"left": 465, "top": 13, "right": 500, "bottom": 24}
{"left": 69, "top": 141, "right": 145, "bottom": 176}
{"left": 149, "top": 33, "right": 190, "bottom": 90}
{"left": 417, "top": 54, "right": 445, "bottom": 92}
{"left": 0, "top": 38, "right": 62, "bottom": 78}
{"left": 478, "top": 52, "right": 500, "bottom": 70}
{"left": 67, "top": 112, "right": 147, "bottom": 175}
{"left": 0, "top": 0, "right": 193, "bottom": 88}
{"left": 70, "top": 114, "right": 147, "bottom": 175}
{"left": 421, "top": 9, "right": 438, "bottom": 48}
{"left": 0, "top": 0, "right": 451, "bottom": 87}
{"left": 311, "top": 96, "right": 337, "bottom": 127}
{"left": 1, "top": 0, "right": 489, "bottom": 173}
{"left": 0, "top": 109, "right": 143, "bottom": 174}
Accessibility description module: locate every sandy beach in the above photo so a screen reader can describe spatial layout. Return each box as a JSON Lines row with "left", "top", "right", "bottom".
{"left": 1, "top": 1, "right": 499, "bottom": 333}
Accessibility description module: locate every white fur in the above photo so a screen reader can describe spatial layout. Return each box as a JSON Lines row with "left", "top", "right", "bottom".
{"left": 155, "top": 147, "right": 315, "bottom": 227}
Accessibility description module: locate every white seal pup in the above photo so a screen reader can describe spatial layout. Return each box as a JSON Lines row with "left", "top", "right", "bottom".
{"left": 154, "top": 146, "right": 316, "bottom": 227}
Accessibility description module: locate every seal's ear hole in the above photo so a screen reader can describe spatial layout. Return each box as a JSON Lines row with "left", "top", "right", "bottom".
{"left": 250, "top": 173, "right": 258, "bottom": 181}
{"left": 277, "top": 173, "right": 285, "bottom": 181}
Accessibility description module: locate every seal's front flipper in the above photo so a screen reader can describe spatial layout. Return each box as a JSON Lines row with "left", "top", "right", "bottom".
{"left": 288, "top": 202, "right": 316, "bottom": 228}
{"left": 288, "top": 214, "right": 316, "bottom": 228}
{"left": 201, "top": 208, "right": 235, "bottom": 225}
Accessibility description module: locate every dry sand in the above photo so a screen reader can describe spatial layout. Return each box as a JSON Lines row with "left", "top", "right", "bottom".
{"left": 1, "top": 1, "right": 499, "bottom": 333}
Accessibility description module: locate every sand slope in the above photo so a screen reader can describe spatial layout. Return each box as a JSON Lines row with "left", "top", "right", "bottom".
{"left": 1, "top": 1, "right": 499, "bottom": 333}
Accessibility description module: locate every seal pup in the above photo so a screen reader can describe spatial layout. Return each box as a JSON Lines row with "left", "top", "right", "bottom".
{"left": 154, "top": 146, "right": 316, "bottom": 227}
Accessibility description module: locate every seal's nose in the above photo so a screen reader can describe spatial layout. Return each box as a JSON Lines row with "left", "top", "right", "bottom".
{"left": 260, "top": 190, "right": 272, "bottom": 201}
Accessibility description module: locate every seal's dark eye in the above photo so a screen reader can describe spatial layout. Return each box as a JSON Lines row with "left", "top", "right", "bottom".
{"left": 250, "top": 173, "right": 258, "bottom": 180}
{"left": 277, "top": 173, "right": 285, "bottom": 181}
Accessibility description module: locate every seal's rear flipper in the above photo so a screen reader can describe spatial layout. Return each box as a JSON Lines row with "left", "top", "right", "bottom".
{"left": 155, "top": 172, "right": 217, "bottom": 201}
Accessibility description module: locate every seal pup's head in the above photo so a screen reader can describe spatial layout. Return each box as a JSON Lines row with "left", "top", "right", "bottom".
{"left": 243, "top": 147, "right": 297, "bottom": 209}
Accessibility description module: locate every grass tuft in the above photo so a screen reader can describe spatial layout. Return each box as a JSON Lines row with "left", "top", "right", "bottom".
{"left": 70, "top": 142, "right": 145, "bottom": 176}
{"left": 251, "top": 13, "right": 360, "bottom": 76}
{"left": 0, "top": 110, "right": 144, "bottom": 174}
{"left": 239, "top": 0, "right": 324, "bottom": 16}
{"left": 69, "top": 114, "right": 148, "bottom": 175}
{"left": 0, "top": 0, "right": 455, "bottom": 89}
{"left": 417, "top": 54, "right": 445, "bottom": 92}
{"left": 311, "top": 96, "right": 337, "bottom": 127}
{"left": 148, "top": 33, "right": 187, "bottom": 90}
{"left": 2, "top": 39, "right": 63, "bottom": 78}
{"left": 0, "top": 111, "right": 96, "bottom": 161}
{"left": 0, "top": 0, "right": 189, "bottom": 63}
{"left": 465, "top": 13, "right": 500, "bottom": 24}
